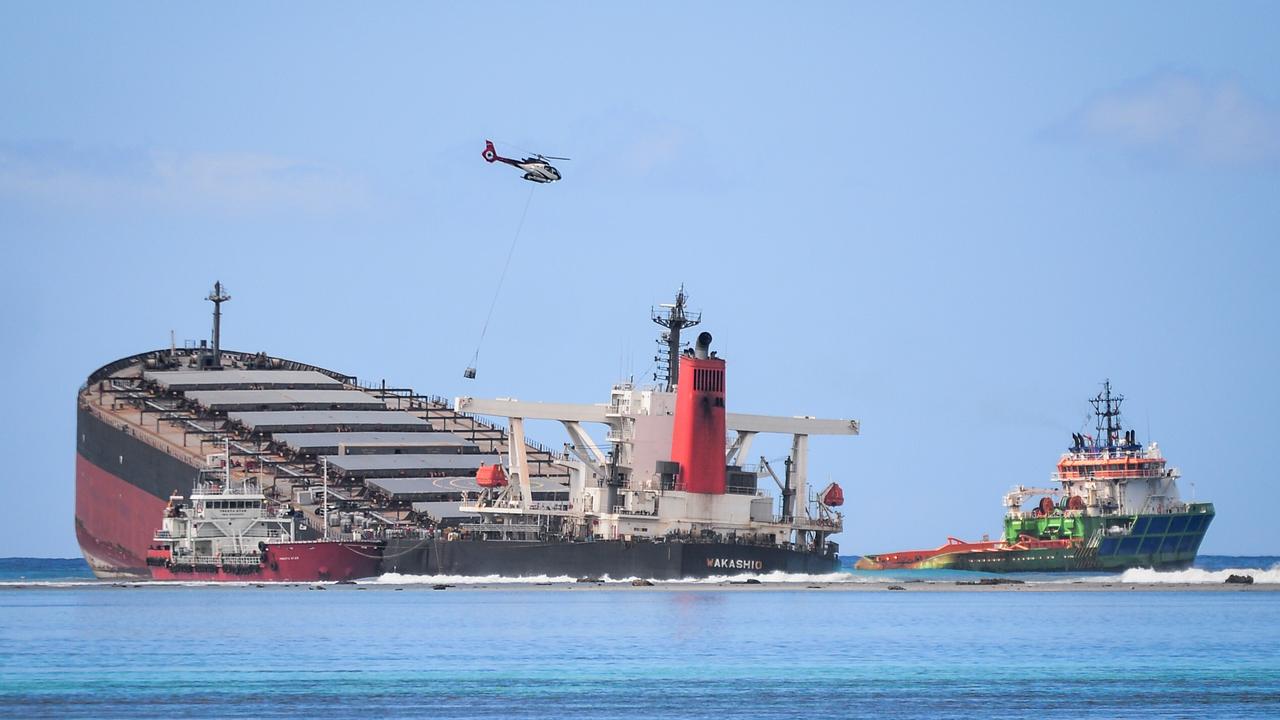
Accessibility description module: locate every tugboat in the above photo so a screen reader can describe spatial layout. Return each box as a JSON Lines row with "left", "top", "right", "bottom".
{"left": 145, "top": 447, "right": 383, "bottom": 582}
{"left": 856, "top": 382, "right": 1214, "bottom": 572}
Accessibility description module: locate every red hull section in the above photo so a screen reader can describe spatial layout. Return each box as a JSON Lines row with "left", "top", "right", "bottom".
{"left": 855, "top": 536, "right": 1075, "bottom": 570}
{"left": 75, "top": 454, "right": 169, "bottom": 578}
{"left": 148, "top": 541, "right": 383, "bottom": 582}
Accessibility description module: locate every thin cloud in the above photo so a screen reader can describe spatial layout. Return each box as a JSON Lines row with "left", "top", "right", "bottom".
{"left": 566, "top": 108, "right": 730, "bottom": 190}
{"left": 1056, "top": 71, "right": 1280, "bottom": 170}
{"left": 0, "top": 141, "right": 370, "bottom": 215}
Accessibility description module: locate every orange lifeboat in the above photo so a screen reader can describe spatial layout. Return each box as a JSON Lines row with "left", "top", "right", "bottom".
{"left": 476, "top": 464, "right": 508, "bottom": 488}
{"left": 819, "top": 482, "right": 844, "bottom": 507}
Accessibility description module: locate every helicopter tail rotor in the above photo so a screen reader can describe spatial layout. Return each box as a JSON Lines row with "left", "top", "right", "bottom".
{"left": 482, "top": 140, "right": 498, "bottom": 163}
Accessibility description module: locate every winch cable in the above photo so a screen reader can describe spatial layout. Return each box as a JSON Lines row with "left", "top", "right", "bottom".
{"left": 466, "top": 183, "right": 536, "bottom": 378}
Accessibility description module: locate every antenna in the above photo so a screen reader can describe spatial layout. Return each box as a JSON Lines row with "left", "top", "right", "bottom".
{"left": 206, "top": 281, "right": 231, "bottom": 369}
{"left": 322, "top": 457, "right": 330, "bottom": 542}
{"left": 651, "top": 285, "right": 701, "bottom": 391}
{"left": 1090, "top": 379, "right": 1124, "bottom": 450}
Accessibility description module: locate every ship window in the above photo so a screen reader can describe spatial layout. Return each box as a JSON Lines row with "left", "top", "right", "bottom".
{"left": 1147, "top": 516, "right": 1171, "bottom": 535}
{"left": 1168, "top": 515, "right": 1189, "bottom": 534}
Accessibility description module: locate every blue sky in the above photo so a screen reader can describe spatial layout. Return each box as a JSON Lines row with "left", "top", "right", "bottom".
{"left": 2, "top": 3, "right": 1278, "bottom": 556}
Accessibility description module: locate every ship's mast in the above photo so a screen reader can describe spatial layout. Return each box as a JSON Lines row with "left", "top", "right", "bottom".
{"left": 206, "top": 281, "right": 231, "bottom": 369}
{"left": 1091, "top": 379, "right": 1124, "bottom": 450}
{"left": 651, "top": 286, "right": 701, "bottom": 391}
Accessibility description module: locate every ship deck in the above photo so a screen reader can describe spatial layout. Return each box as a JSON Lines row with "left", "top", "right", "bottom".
{"left": 78, "top": 348, "right": 571, "bottom": 538}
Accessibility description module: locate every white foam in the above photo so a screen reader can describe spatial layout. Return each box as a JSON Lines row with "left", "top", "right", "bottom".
{"left": 1118, "top": 564, "right": 1280, "bottom": 584}
{"left": 368, "top": 573, "right": 584, "bottom": 585}
{"left": 670, "top": 570, "right": 870, "bottom": 584}
{"left": 367, "top": 570, "right": 867, "bottom": 585}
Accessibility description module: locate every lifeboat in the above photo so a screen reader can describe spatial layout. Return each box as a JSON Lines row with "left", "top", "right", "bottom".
{"left": 476, "top": 464, "right": 508, "bottom": 488}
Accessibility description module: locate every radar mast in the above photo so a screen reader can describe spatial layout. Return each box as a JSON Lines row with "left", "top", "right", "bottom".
{"left": 1090, "top": 379, "right": 1124, "bottom": 450}
{"left": 651, "top": 286, "right": 701, "bottom": 391}
{"left": 205, "top": 281, "right": 231, "bottom": 369}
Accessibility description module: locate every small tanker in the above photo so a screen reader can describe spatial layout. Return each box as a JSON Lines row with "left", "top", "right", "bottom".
{"left": 146, "top": 451, "right": 382, "bottom": 582}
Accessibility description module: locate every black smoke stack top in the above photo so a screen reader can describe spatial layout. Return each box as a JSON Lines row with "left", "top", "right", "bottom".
{"left": 694, "top": 332, "right": 712, "bottom": 360}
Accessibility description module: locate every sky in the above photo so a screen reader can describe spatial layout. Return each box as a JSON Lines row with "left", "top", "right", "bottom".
{"left": 2, "top": 3, "right": 1278, "bottom": 557}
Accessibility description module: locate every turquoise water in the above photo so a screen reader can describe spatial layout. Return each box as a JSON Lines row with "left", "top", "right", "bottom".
{"left": 1, "top": 558, "right": 1278, "bottom": 718}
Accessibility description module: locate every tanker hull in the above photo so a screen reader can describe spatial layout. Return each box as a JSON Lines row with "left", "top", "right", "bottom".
{"left": 76, "top": 406, "right": 200, "bottom": 579}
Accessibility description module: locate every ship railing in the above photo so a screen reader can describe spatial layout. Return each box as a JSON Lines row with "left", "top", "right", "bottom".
{"left": 1052, "top": 469, "right": 1166, "bottom": 481}
{"left": 1005, "top": 510, "right": 1086, "bottom": 520}
{"left": 187, "top": 553, "right": 261, "bottom": 567}
{"left": 468, "top": 522, "right": 544, "bottom": 534}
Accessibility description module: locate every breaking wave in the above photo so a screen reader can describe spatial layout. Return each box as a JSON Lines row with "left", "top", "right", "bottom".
{"left": 368, "top": 570, "right": 867, "bottom": 585}
{"left": 670, "top": 570, "right": 869, "bottom": 584}
{"left": 369, "top": 573, "right": 583, "bottom": 585}
{"left": 1118, "top": 564, "right": 1280, "bottom": 584}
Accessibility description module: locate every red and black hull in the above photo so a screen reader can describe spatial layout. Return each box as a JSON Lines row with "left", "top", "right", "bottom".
{"left": 76, "top": 405, "right": 201, "bottom": 579}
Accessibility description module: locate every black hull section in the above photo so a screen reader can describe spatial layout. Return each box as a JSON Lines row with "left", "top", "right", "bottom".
{"left": 383, "top": 538, "right": 840, "bottom": 580}
{"left": 77, "top": 406, "right": 201, "bottom": 502}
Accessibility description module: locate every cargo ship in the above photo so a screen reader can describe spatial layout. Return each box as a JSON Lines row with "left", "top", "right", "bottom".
{"left": 856, "top": 382, "right": 1214, "bottom": 572}
{"left": 77, "top": 284, "right": 858, "bottom": 580}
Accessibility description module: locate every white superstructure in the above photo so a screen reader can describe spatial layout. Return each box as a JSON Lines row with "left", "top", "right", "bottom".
{"left": 153, "top": 452, "right": 296, "bottom": 570}
{"left": 453, "top": 330, "right": 858, "bottom": 553}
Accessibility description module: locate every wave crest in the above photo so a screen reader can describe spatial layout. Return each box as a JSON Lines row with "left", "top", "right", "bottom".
{"left": 1118, "top": 564, "right": 1280, "bottom": 584}
{"left": 367, "top": 570, "right": 868, "bottom": 585}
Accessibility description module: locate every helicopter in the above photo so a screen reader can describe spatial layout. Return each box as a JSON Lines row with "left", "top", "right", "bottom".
{"left": 482, "top": 140, "right": 568, "bottom": 183}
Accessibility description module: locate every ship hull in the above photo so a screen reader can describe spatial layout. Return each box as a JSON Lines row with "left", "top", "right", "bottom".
{"left": 147, "top": 541, "right": 383, "bottom": 582}
{"left": 382, "top": 537, "right": 840, "bottom": 579}
{"left": 856, "top": 509, "right": 1215, "bottom": 573}
{"left": 76, "top": 406, "right": 202, "bottom": 579}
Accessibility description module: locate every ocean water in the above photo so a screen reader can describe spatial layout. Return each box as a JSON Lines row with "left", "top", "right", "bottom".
{"left": 1, "top": 557, "right": 1278, "bottom": 718}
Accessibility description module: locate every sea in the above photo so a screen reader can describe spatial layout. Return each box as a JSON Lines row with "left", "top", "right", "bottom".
{"left": 1, "top": 556, "right": 1277, "bottom": 719}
